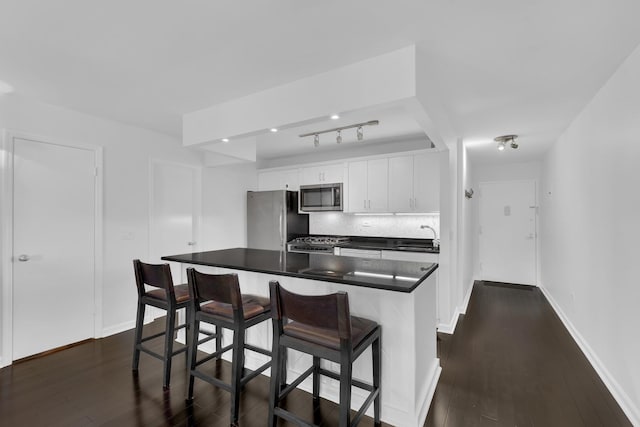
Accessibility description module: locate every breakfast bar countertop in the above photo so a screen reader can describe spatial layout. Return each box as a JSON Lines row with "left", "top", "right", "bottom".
{"left": 162, "top": 247, "right": 438, "bottom": 293}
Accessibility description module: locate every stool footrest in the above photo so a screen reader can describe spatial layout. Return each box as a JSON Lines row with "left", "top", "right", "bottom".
{"left": 240, "top": 360, "right": 271, "bottom": 386}
{"left": 195, "top": 343, "right": 234, "bottom": 367}
{"left": 137, "top": 344, "right": 187, "bottom": 361}
{"left": 278, "top": 366, "right": 315, "bottom": 402}
{"left": 197, "top": 333, "right": 219, "bottom": 346}
{"left": 317, "top": 367, "right": 374, "bottom": 392}
{"left": 190, "top": 369, "right": 232, "bottom": 392}
{"left": 245, "top": 344, "right": 271, "bottom": 357}
{"left": 273, "top": 407, "right": 317, "bottom": 427}
{"left": 352, "top": 387, "right": 380, "bottom": 426}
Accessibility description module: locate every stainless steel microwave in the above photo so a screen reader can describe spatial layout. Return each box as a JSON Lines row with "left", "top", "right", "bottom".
{"left": 299, "top": 183, "right": 343, "bottom": 212}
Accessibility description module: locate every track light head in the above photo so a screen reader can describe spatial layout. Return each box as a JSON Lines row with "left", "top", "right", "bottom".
{"left": 314, "top": 134, "right": 319, "bottom": 147}
{"left": 357, "top": 126, "right": 363, "bottom": 141}
{"left": 336, "top": 130, "right": 342, "bottom": 144}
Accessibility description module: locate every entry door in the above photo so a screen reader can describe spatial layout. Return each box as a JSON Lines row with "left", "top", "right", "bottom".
{"left": 150, "top": 161, "right": 200, "bottom": 281}
{"left": 12, "top": 137, "right": 96, "bottom": 360}
{"left": 479, "top": 180, "right": 536, "bottom": 285}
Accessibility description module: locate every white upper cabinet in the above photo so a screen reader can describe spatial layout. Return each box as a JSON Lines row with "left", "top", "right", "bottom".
{"left": 413, "top": 152, "right": 439, "bottom": 213}
{"left": 388, "top": 152, "right": 440, "bottom": 213}
{"left": 300, "top": 163, "right": 344, "bottom": 186}
{"left": 388, "top": 155, "right": 414, "bottom": 212}
{"left": 258, "top": 168, "right": 300, "bottom": 191}
{"left": 347, "top": 158, "right": 388, "bottom": 213}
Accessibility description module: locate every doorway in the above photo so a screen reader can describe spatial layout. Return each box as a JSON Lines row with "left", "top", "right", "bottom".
{"left": 148, "top": 160, "right": 201, "bottom": 325}
{"left": 478, "top": 180, "right": 537, "bottom": 286}
{"left": 2, "top": 132, "right": 102, "bottom": 363}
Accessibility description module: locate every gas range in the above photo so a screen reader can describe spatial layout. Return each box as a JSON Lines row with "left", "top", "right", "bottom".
{"left": 287, "top": 236, "right": 350, "bottom": 255}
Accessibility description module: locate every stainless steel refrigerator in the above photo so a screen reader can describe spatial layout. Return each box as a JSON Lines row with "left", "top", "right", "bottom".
{"left": 247, "top": 190, "right": 309, "bottom": 251}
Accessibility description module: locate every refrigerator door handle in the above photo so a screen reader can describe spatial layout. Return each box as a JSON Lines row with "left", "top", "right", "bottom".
{"left": 279, "top": 211, "right": 284, "bottom": 248}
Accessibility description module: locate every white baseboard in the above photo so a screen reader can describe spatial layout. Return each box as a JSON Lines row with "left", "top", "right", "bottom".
{"left": 540, "top": 284, "right": 640, "bottom": 426}
{"left": 417, "top": 360, "right": 442, "bottom": 426}
{"left": 101, "top": 320, "right": 136, "bottom": 338}
{"left": 437, "top": 280, "right": 474, "bottom": 334}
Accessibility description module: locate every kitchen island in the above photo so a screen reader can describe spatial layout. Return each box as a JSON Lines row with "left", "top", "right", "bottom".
{"left": 162, "top": 248, "right": 440, "bottom": 427}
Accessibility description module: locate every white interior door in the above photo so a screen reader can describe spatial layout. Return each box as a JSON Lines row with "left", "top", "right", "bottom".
{"left": 150, "top": 161, "right": 200, "bottom": 283}
{"left": 479, "top": 180, "right": 537, "bottom": 285}
{"left": 12, "top": 137, "right": 96, "bottom": 360}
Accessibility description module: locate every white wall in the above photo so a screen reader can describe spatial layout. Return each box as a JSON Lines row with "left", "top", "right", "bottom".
{"left": 309, "top": 213, "right": 439, "bottom": 239}
{"left": 540, "top": 44, "right": 640, "bottom": 424}
{"left": 201, "top": 163, "right": 258, "bottom": 250}
{"left": 459, "top": 144, "right": 474, "bottom": 306}
{"left": 0, "top": 94, "right": 203, "bottom": 348}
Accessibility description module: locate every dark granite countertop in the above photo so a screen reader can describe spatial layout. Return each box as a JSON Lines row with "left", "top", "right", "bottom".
{"left": 332, "top": 236, "right": 440, "bottom": 254}
{"left": 162, "top": 248, "right": 438, "bottom": 293}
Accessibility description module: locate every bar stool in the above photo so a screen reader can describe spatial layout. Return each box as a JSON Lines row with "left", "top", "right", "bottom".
{"left": 132, "top": 259, "right": 191, "bottom": 389}
{"left": 185, "top": 267, "right": 272, "bottom": 426}
{"left": 268, "top": 280, "right": 382, "bottom": 427}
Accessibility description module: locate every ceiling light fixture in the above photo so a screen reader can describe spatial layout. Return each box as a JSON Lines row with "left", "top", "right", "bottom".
{"left": 270, "top": 128, "right": 278, "bottom": 133}
{"left": 221, "top": 138, "right": 229, "bottom": 143}
{"left": 330, "top": 114, "right": 340, "bottom": 120}
{"left": 494, "top": 134, "right": 518, "bottom": 151}
{"left": 300, "top": 120, "right": 379, "bottom": 148}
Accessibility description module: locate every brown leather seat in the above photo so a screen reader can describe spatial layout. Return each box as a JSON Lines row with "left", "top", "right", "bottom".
{"left": 132, "top": 260, "right": 192, "bottom": 390}
{"left": 146, "top": 284, "right": 191, "bottom": 303}
{"left": 284, "top": 315, "right": 378, "bottom": 351}
{"left": 201, "top": 294, "right": 270, "bottom": 319}
{"left": 268, "top": 281, "right": 381, "bottom": 427}
{"left": 185, "top": 268, "right": 272, "bottom": 426}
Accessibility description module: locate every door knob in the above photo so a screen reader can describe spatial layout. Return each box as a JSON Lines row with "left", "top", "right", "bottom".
{"left": 18, "top": 254, "right": 30, "bottom": 262}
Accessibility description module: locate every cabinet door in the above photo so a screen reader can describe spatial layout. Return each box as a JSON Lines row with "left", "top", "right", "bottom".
{"left": 367, "top": 158, "right": 388, "bottom": 212}
{"left": 347, "top": 160, "right": 368, "bottom": 212}
{"left": 258, "top": 170, "right": 281, "bottom": 191}
{"left": 281, "top": 169, "right": 300, "bottom": 191}
{"left": 413, "top": 153, "right": 440, "bottom": 213}
{"left": 388, "top": 155, "right": 414, "bottom": 212}
{"left": 322, "top": 163, "right": 344, "bottom": 184}
{"left": 301, "top": 163, "right": 343, "bottom": 185}
{"left": 300, "top": 166, "right": 325, "bottom": 185}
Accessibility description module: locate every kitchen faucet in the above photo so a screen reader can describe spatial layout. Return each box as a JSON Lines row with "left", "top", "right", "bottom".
{"left": 420, "top": 225, "right": 439, "bottom": 248}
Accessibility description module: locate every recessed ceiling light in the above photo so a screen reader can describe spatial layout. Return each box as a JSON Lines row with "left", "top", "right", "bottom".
{"left": 0, "top": 80, "right": 15, "bottom": 94}
{"left": 270, "top": 128, "right": 278, "bottom": 133}
{"left": 222, "top": 138, "right": 229, "bottom": 143}
{"left": 330, "top": 114, "right": 340, "bottom": 120}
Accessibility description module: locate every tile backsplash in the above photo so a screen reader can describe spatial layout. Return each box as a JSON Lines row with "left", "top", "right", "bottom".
{"left": 309, "top": 212, "right": 440, "bottom": 239}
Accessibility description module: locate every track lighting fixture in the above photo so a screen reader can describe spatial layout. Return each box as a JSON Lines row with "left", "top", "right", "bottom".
{"left": 494, "top": 135, "right": 518, "bottom": 151}
{"left": 300, "top": 120, "right": 379, "bottom": 148}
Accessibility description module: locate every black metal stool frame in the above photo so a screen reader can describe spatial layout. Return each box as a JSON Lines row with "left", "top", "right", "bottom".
{"left": 268, "top": 280, "right": 382, "bottom": 427}
{"left": 132, "top": 259, "right": 191, "bottom": 390}
{"left": 185, "top": 267, "right": 272, "bottom": 426}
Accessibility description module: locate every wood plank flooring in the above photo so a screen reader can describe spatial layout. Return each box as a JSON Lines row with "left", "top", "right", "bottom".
{"left": 0, "top": 319, "right": 388, "bottom": 427}
{"left": 0, "top": 281, "right": 631, "bottom": 426}
{"left": 424, "top": 281, "right": 632, "bottom": 427}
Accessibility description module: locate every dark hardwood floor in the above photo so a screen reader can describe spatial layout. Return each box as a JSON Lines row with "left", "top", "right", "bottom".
{"left": 424, "top": 281, "right": 632, "bottom": 427}
{"left": 0, "top": 281, "right": 631, "bottom": 426}
{"left": 0, "top": 320, "right": 389, "bottom": 427}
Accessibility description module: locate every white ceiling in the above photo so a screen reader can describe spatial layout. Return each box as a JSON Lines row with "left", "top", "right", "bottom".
{"left": 1, "top": 0, "right": 640, "bottom": 164}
